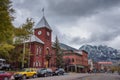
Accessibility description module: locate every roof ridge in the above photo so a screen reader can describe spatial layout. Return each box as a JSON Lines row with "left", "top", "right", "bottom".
{"left": 34, "top": 16, "right": 51, "bottom": 30}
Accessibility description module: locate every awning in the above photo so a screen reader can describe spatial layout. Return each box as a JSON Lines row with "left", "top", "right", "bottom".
{"left": 77, "top": 65, "right": 84, "bottom": 68}
{"left": 68, "top": 64, "right": 84, "bottom": 68}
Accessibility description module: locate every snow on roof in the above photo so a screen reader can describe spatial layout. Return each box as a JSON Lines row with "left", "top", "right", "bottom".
{"left": 25, "top": 35, "right": 44, "bottom": 44}
{"left": 34, "top": 16, "right": 51, "bottom": 30}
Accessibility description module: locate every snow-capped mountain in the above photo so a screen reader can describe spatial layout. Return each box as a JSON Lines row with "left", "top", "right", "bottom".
{"left": 79, "top": 45, "right": 120, "bottom": 62}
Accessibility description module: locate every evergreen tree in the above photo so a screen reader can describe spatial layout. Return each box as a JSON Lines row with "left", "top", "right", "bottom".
{"left": 0, "top": 0, "right": 15, "bottom": 59}
{"left": 54, "top": 36, "right": 64, "bottom": 67}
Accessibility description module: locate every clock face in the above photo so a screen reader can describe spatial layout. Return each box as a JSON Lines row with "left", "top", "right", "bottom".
{"left": 47, "top": 32, "right": 50, "bottom": 36}
{"left": 38, "top": 31, "right": 42, "bottom": 35}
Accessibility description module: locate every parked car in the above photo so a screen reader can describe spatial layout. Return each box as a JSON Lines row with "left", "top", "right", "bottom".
{"left": 0, "top": 59, "right": 11, "bottom": 70}
{"left": 118, "top": 71, "right": 120, "bottom": 75}
{"left": 37, "top": 68, "right": 53, "bottom": 77}
{"left": 0, "top": 71, "right": 12, "bottom": 80}
{"left": 53, "top": 68, "right": 65, "bottom": 75}
{"left": 14, "top": 68, "right": 37, "bottom": 80}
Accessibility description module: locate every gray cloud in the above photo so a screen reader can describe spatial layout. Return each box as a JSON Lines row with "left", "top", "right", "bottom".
{"left": 48, "top": 0, "right": 120, "bottom": 17}
{"left": 11, "top": 0, "right": 120, "bottom": 49}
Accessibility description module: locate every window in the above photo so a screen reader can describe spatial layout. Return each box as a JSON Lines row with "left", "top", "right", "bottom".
{"left": 39, "top": 62, "right": 41, "bottom": 66}
{"left": 72, "top": 58, "right": 74, "bottom": 62}
{"left": 36, "top": 46, "right": 42, "bottom": 56}
{"left": 33, "top": 61, "right": 41, "bottom": 67}
{"left": 46, "top": 48, "right": 49, "bottom": 54}
{"left": 36, "top": 61, "right": 39, "bottom": 67}
{"left": 33, "top": 62, "right": 35, "bottom": 67}
{"left": 36, "top": 46, "right": 39, "bottom": 56}
{"left": 39, "top": 47, "right": 42, "bottom": 55}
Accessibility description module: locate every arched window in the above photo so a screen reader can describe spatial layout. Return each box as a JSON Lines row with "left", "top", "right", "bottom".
{"left": 39, "top": 62, "right": 41, "bottom": 67}
{"left": 33, "top": 62, "right": 35, "bottom": 67}
{"left": 39, "top": 47, "right": 42, "bottom": 55}
{"left": 46, "top": 48, "right": 49, "bottom": 54}
{"left": 36, "top": 46, "right": 42, "bottom": 56}
{"left": 36, "top": 46, "right": 39, "bottom": 56}
{"left": 72, "top": 58, "right": 74, "bottom": 62}
{"left": 36, "top": 61, "right": 39, "bottom": 67}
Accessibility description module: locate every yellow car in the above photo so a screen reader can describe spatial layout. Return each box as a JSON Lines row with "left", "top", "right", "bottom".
{"left": 14, "top": 68, "right": 37, "bottom": 80}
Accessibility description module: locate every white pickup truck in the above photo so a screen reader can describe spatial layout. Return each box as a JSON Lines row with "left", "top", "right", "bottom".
{"left": 0, "top": 58, "right": 10, "bottom": 70}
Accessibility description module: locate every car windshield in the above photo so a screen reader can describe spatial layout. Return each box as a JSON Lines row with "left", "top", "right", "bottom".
{"left": 38, "top": 68, "right": 46, "bottom": 72}
{"left": 56, "top": 68, "right": 63, "bottom": 70}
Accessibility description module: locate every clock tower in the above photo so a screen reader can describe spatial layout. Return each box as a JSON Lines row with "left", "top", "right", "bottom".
{"left": 34, "top": 16, "right": 52, "bottom": 68}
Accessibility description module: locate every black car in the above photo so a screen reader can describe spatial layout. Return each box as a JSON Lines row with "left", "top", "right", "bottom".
{"left": 118, "top": 71, "right": 120, "bottom": 75}
{"left": 37, "top": 68, "right": 53, "bottom": 77}
{"left": 53, "top": 68, "right": 65, "bottom": 75}
{"left": 14, "top": 74, "right": 23, "bottom": 80}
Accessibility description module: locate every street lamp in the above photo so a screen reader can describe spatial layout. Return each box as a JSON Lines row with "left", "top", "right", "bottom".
{"left": 22, "top": 37, "right": 25, "bottom": 68}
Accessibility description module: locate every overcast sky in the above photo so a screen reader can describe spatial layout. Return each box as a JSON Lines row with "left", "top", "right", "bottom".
{"left": 11, "top": 0, "right": 120, "bottom": 49}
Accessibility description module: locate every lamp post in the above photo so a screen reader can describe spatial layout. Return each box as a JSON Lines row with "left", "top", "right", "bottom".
{"left": 28, "top": 35, "right": 31, "bottom": 68}
{"left": 22, "top": 37, "right": 25, "bottom": 69}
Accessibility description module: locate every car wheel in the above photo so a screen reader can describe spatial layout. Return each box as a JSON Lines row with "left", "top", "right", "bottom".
{"left": 44, "top": 73, "right": 47, "bottom": 77}
{"left": 22, "top": 75, "right": 26, "bottom": 80}
{"left": 33, "top": 74, "right": 37, "bottom": 78}
{"left": 57, "top": 72, "right": 61, "bottom": 76}
{"left": 61, "top": 72, "right": 64, "bottom": 75}
{"left": 4, "top": 77, "right": 9, "bottom": 80}
{"left": 50, "top": 73, "right": 53, "bottom": 76}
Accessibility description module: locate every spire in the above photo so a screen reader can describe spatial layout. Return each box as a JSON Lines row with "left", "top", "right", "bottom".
{"left": 34, "top": 9, "right": 52, "bottom": 30}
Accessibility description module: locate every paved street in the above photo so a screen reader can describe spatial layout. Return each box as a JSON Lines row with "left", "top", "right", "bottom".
{"left": 75, "top": 73, "right": 120, "bottom": 80}
{"left": 28, "top": 73, "right": 120, "bottom": 80}
{"left": 28, "top": 73, "right": 90, "bottom": 80}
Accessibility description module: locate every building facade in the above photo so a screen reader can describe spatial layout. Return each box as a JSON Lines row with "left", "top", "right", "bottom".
{"left": 15, "top": 15, "right": 89, "bottom": 73}
{"left": 25, "top": 16, "right": 54, "bottom": 68}
{"left": 63, "top": 50, "right": 88, "bottom": 73}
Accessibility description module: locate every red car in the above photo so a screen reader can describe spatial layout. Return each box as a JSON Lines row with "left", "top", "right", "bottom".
{"left": 0, "top": 71, "right": 12, "bottom": 80}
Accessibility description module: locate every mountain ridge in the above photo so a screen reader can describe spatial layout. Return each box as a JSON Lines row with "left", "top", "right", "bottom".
{"left": 59, "top": 43, "right": 120, "bottom": 62}
{"left": 79, "top": 44, "right": 120, "bottom": 62}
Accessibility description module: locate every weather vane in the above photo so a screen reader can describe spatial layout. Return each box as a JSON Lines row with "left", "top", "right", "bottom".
{"left": 42, "top": 8, "right": 44, "bottom": 16}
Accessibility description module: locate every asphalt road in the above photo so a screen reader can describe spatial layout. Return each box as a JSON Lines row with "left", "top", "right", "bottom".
{"left": 75, "top": 74, "right": 120, "bottom": 80}
{"left": 28, "top": 73, "right": 120, "bottom": 80}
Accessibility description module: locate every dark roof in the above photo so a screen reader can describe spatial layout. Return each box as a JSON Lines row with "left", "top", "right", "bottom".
{"left": 59, "top": 43, "right": 78, "bottom": 50}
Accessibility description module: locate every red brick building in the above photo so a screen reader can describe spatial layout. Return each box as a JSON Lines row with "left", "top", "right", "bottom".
{"left": 18, "top": 15, "right": 89, "bottom": 72}
{"left": 25, "top": 16, "right": 54, "bottom": 68}
{"left": 63, "top": 50, "right": 88, "bottom": 72}
{"left": 94, "top": 61, "right": 112, "bottom": 72}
